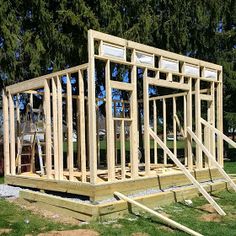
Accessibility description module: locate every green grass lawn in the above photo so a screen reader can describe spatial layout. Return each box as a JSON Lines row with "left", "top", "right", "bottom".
{"left": 224, "top": 161, "right": 236, "bottom": 174}
{"left": 0, "top": 190, "right": 236, "bottom": 235}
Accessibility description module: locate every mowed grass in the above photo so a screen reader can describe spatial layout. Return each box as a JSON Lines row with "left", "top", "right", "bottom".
{"left": 0, "top": 190, "right": 236, "bottom": 235}
{"left": 224, "top": 161, "right": 236, "bottom": 174}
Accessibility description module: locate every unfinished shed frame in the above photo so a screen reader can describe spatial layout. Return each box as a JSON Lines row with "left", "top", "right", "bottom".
{"left": 3, "top": 30, "right": 235, "bottom": 207}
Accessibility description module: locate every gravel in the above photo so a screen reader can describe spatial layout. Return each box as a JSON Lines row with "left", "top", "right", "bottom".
{"left": 0, "top": 184, "right": 22, "bottom": 199}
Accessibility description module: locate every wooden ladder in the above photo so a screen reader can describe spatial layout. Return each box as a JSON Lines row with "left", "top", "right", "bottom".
{"left": 16, "top": 103, "right": 48, "bottom": 176}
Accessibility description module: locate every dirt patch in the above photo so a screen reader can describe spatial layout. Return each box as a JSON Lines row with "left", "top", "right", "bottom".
{"left": 9, "top": 198, "right": 80, "bottom": 225}
{"left": 197, "top": 204, "right": 217, "bottom": 213}
{"left": 0, "top": 229, "right": 12, "bottom": 235}
{"left": 38, "top": 229, "right": 99, "bottom": 236}
{"left": 131, "top": 233, "right": 150, "bottom": 236}
{"left": 199, "top": 213, "right": 222, "bottom": 222}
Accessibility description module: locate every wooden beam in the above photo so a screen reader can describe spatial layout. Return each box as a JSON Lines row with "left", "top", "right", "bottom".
{"left": 6, "top": 63, "right": 88, "bottom": 95}
{"left": 148, "top": 78, "right": 190, "bottom": 91}
{"left": 201, "top": 118, "right": 236, "bottom": 149}
{"left": 173, "top": 97, "right": 177, "bottom": 157}
{"left": 110, "top": 80, "right": 134, "bottom": 91}
{"left": 149, "top": 89, "right": 209, "bottom": 101}
{"left": 90, "top": 30, "right": 221, "bottom": 70}
{"left": 200, "top": 94, "right": 212, "bottom": 101}
{"left": 163, "top": 98, "right": 167, "bottom": 165}
{"left": 66, "top": 74, "right": 74, "bottom": 181}
{"left": 210, "top": 82, "right": 216, "bottom": 159}
{"left": 187, "top": 78, "right": 193, "bottom": 170}
{"left": 153, "top": 100, "right": 158, "bottom": 164}
{"left": 56, "top": 76, "right": 64, "bottom": 180}
{"left": 44, "top": 79, "right": 52, "bottom": 179}
{"left": 114, "top": 191, "right": 203, "bottom": 236}
{"left": 120, "top": 120, "right": 126, "bottom": 179}
{"left": 105, "top": 60, "right": 115, "bottom": 181}
{"left": 217, "top": 80, "right": 223, "bottom": 166}
{"left": 130, "top": 49, "right": 139, "bottom": 178}
{"left": 149, "top": 128, "right": 226, "bottom": 216}
{"left": 79, "top": 70, "right": 87, "bottom": 182}
{"left": 143, "top": 68, "right": 150, "bottom": 175}
{"left": 3, "top": 90, "right": 10, "bottom": 175}
{"left": 187, "top": 127, "right": 236, "bottom": 192}
{"left": 195, "top": 78, "right": 202, "bottom": 169}
{"left": 9, "top": 93, "right": 15, "bottom": 175}
{"left": 52, "top": 78, "right": 59, "bottom": 180}
{"left": 88, "top": 30, "right": 97, "bottom": 184}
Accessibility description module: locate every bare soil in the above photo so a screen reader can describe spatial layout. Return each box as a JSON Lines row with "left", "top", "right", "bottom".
{"left": 0, "top": 229, "right": 12, "bottom": 235}
{"left": 199, "top": 213, "right": 222, "bottom": 222}
{"left": 197, "top": 204, "right": 217, "bottom": 213}
{"left": 9, "top": 198, "right": 80, "bottom": 225}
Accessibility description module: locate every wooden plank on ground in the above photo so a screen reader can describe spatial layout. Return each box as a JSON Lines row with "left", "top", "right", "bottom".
{"left": 114, "top": 191, "right": 203, "bottom": 236}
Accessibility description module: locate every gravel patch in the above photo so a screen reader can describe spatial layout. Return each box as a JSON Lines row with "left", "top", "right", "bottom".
{"left": 0, "top": 184, "right": 22, "bottom": 199}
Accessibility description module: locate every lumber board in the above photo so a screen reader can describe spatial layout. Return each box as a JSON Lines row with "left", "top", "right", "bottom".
{"left": 195, "top": 78, "right": 202, "bottom": 168}
{"left": 153, "top": 100, "right": 158, "bottom": 164}
{"left": 187, "top": 78, "right": 193, "bottom": 170}
{"left": 57, "top": 76, "right": 64, "bottom": 180}
{"left": 9, "top": 93, "right": 16, "bottom": 175}
{"left": 143, "top": 68, "right": 151, "bottom": 175}
{"left": 44, "top": 79, "right": 52, "bottom": 179}
{"left": 148, "top": 78, "right": 190, "bottom": 90}
{"left": 20, "top": 190, "right": 97, "bottom": 216}
{"left": 114, "top": 191, "right": 203, "bottom": 236}
{"left": 163, "top": 98, "right": 167, "bottom": 165}
{"left": 120, "top": 120, "right": 126, "bottom": 179}
{"left": 3, "top": 90, "right": 10, "bottom": 175}
{"left": 66, "top": 74, "right": 74, "bottom": 181}
{"left": 79, "top": 69, "right": 87, "bottom": 182}
{"left": 52, "top": 77, "right": 59, "bottom": 180}
{"left": 105, "top": 60, "right": 115, "bottom": 181}
{"left": 6, "top": 63, "right": 88, "bottom": 94}
{"left": 110, "top": 80, "right": 134, "bottom": 91}
{"left": 130, "top": 49, "right": 139, "bottom": 179}
{"left": 90, "top": 30, "right": 221, "bottom": 70}
{"left": 88, "top": 29, "right": 97, "bottom": 184}
{"left": 5, "top": 175, "right": 94, "bottom": 196}
{"left": 216, "top": 80, "right": 224, "bottom": 166}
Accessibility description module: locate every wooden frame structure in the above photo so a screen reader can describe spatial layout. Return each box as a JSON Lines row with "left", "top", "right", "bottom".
{"left": 3, "top": 30, "right": 236, "bottom": 209}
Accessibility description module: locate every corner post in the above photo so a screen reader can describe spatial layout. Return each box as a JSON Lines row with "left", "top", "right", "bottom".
{"left": 88, "top": 30, "right": 97, "bottom": 184}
